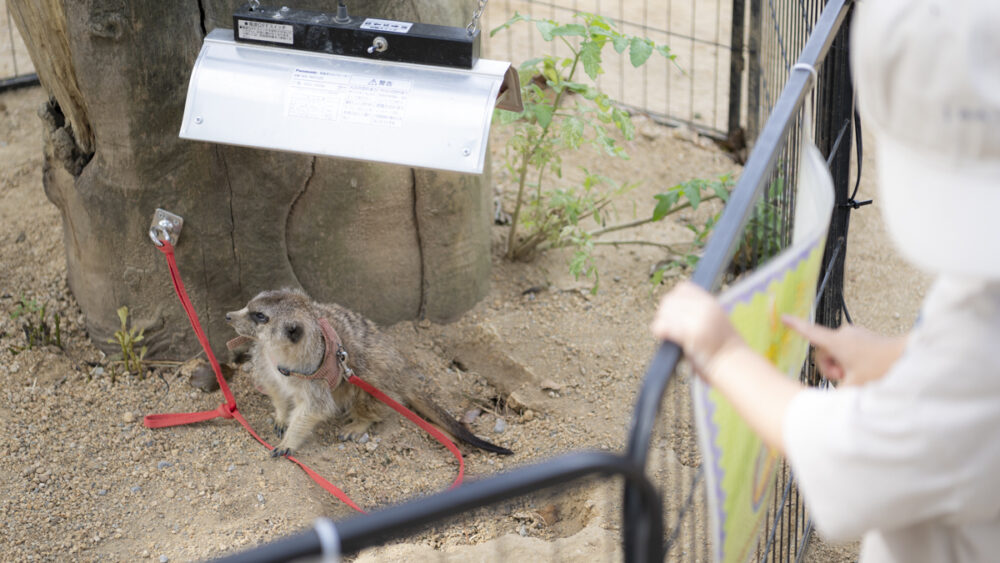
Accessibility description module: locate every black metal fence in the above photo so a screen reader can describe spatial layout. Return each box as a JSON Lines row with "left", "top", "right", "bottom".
{"left": 215, "top": 0, "right": 857, "bottom": 561}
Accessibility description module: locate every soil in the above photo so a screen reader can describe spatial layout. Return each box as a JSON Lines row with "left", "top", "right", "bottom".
{"left": 0, "top": 76, "right": 928, "bottom": 563}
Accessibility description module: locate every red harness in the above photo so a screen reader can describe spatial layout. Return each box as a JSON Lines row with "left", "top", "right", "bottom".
{"left": 144, "top": 241, "right": 464, "bottom": 512}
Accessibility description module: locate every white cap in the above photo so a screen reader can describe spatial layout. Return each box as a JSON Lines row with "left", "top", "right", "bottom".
{"left": 852, "top": 0, "right": 1000, "bottom": 277}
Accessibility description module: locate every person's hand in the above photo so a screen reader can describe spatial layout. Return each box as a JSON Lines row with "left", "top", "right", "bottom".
{"left": 782, "top": 316, "right": 907, "bottom": 386}
{"left": 651, "top": 281, "right": 745, "bottom": 382}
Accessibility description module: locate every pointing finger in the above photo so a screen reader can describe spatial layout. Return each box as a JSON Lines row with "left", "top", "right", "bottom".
{"left": 781, "top": 315, "right": 835, "bottom": 348}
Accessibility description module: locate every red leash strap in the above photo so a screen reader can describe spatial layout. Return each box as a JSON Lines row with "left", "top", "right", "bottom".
{"left": 151, "top": 241, "right": 236, "bottom": 410}
{"left": 144, "top": 240, "right": 463, "bottom": 512}
{"left": 347, "top": 375, "right": 464, "bottom": 489}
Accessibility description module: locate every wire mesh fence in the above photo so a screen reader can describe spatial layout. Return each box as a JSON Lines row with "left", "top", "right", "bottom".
{"left": 481, "top": 0, "right": 738, "bottom": 139}
{"left": 0, "top": 0, "right": 36, "bottom": 91}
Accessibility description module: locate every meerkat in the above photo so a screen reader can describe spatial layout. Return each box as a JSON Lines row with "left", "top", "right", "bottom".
{"left": 225, "top": 288, "right": 513, "bottom": 458}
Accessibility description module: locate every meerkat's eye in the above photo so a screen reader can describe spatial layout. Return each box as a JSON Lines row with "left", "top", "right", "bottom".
{"left": 250, "top": 311, "right": 269, "bottom": 324}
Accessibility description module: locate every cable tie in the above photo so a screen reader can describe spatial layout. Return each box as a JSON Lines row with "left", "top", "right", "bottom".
{"left": 840, "top": 198, "right": 873, "bottom": 209}
{"left": 314, "top": 518, "right": 341, "bottom": 563}
{"left": 791, "top": 62, "right": 818, "bottom": 86}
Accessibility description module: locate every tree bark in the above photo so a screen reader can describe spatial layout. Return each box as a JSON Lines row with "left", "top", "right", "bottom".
{"left": 10, "top": 0, "right": 491, "bottom": 360}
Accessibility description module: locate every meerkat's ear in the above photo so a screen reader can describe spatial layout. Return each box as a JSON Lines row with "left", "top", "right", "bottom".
{"left": 284, "top": 322, "right": 303, "bottom": 344}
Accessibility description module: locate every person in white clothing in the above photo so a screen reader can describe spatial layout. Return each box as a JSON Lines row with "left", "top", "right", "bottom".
{"left": 651, "top": 1, "right": 1000, "bottom": 561}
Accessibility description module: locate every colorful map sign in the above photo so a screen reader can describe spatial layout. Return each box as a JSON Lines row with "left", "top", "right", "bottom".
{"left": 692, "top": 132, "right": 834, "bottom": 563}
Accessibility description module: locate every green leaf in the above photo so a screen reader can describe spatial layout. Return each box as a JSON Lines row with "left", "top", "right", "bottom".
{"left": 560, "top": 116, "right": 585, "bottom": 149}
{"left": 490, "top": 12, "right": 531, "bottom": 38}
{"left": 532, "top": 103, "right": 554, "bottom": 128}
{"left": 612, "top": 34, "right": 629, "bottom": 54}
{"left": 651, "top": 267, "right": 666, "bottom": 286}
{"left": 683, "top": 181, "right": 703, "bottom": 210}
{"left": 656, "top": 44, "right": 675, "bottom": 60}
{"left": 518, "top": 57, "right": 545, "bottom": 72}
{"left": 579, "top": 41, "right": 603, "bottom": 80}
{"left": 551, "top": 23, "right": 586, "bottom": 37}
{"left": 629, "top": 37, "right": 654, "bottom": 67}
{"left": 652, "top": 192, "right": 680, "bottom": 221}
{"left": 535, "top": 20, "right": 556, "bottom": 41}
{"left": 117, "top": 306, "right": 128, "bottom": 327}
{"left": 611, "top": 107, "right": 635, "bottom": 140}
{"left": 712, "top": 178, "right": 732, "bottom": 202}
{"left": 584, "top": 13, "right": 615, "bottom": 33}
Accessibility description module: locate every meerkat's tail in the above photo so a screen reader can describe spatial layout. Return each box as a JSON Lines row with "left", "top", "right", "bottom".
{"left": 406, "top": 394, "right": 514, "bottom": 456}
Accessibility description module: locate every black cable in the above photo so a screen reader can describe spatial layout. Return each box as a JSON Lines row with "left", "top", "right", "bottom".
{"left": 841, "top": 291, "right": 854, "bottom": 326}
{"left": 849, "top": 106, "right": 863, "bottom": 202}
{"left": 841, "top": 105, "right": 872, "bottom": 209}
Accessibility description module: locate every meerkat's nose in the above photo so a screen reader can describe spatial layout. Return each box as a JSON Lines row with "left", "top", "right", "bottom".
{"left": 225, "top": 313, "right": 232, "bottom": 321}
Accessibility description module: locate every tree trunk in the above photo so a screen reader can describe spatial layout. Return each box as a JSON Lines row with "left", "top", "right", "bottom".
{"left": 9, "top": 0, "right": 491, "bottom": 361}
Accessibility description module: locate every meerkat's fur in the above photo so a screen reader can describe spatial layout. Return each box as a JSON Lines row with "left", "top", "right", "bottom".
{"left": 225, "top": 288, "right": 513, "bottom": 458}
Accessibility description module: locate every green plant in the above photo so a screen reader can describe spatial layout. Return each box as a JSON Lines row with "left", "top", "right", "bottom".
{"left": 107, "top": 306, "right": 147, "bottom": 380}
{"left": 8, "top": 297, "right": 62, "bottom": 354}
{"left": 647, "top": 175, "right": 735, "bottom": 285}
{"left": 729, "top": 173, "right": 786, "bottom": 275}
{"left": 492, "top": 12, "right": 676, "bottom": 264}
{"left": 493, "top": 14, "right": 736, "bottom": 291}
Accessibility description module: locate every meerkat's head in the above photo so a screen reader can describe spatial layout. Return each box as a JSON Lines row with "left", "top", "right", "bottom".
{"left": 225, "top": 289, "right": 324, "bottom": 373}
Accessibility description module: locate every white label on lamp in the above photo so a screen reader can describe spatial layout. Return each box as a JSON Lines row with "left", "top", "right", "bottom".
{"left": 285, "top": 69, "right": 411, "bottom": 127}
{"left": 341, "top": 76, "right": 413, "bottom": 127}
{"left": 237, "top": 20, "right": 294, "bottom": 44}
{"left": 360, "top": 18, "right": 413, "bottom": 33}
{"left": 286, "top": 68, "right": 351, "bottom": 121}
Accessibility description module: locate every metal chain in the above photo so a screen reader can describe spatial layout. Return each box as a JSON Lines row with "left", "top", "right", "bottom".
{"left": 467, "top": 0, "right": 488, "bottom": 35}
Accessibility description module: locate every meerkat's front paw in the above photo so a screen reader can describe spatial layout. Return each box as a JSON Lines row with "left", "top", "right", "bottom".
{"left": 338, "top": 419, "right": 374, "bottom": 442}
{"left": 273, "top": 422, "right": 287, "bottom": 439}
{"left": 270, "top": 446, "right": 293, "bottom": 458}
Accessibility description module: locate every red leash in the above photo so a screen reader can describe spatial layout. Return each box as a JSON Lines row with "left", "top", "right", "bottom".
{"left": 143, "top": 241, "right": 463, "bottom": 512}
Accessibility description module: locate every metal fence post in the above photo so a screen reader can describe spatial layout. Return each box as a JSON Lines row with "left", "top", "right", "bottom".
{"left": 727, "top": 0, "right": 747, "bottom": 147}
{"left": 813, "top": 2, "right": 854, "bottom": 342}
{"left": 746, "top": 0, "right": 763, "bottom": 141}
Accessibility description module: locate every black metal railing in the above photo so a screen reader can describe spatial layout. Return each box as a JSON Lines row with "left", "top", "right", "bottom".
{"left": 214, "top": 0, "right": 857, "bottom": 561}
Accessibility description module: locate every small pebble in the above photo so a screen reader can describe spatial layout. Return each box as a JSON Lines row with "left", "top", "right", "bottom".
{"left": 493, "top": 419, "right": 507, "bottom": 433}
{"left": 521, "top": 410, "right": 535, "bottom": 422}
{"left": 365, "top": 441, "right": 378, "bottom": 452}
{"left": 131, "top": 486, "right": 142, "bottom": 493}
{"left": 160, "top": 556, "right": 169, "bottom": 563}
{"left": 357, "top": 433, "right": 370, "bottom": 444}
{"left": 157, "top": 461, "right": 173, "bottom": 470}
{"left": 97, "top": 489, "right": 107, "bottom": 496}
{"left": 123, "top": 412, "right": 135, "bottom": 424}
{"left": 165, "top": 489, "right": 175, "bottom": 499}
{"left": 256, "top": 493, "right": 264, "bottom": 503}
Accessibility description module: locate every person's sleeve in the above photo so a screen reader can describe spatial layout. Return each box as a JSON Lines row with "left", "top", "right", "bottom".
{"left": 782, "top": 381, "right": 968, "bottom": 542}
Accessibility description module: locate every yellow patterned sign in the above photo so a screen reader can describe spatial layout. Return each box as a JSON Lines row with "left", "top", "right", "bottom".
{"left": 693, "top": 134, "right": 834, "bottom": 563}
